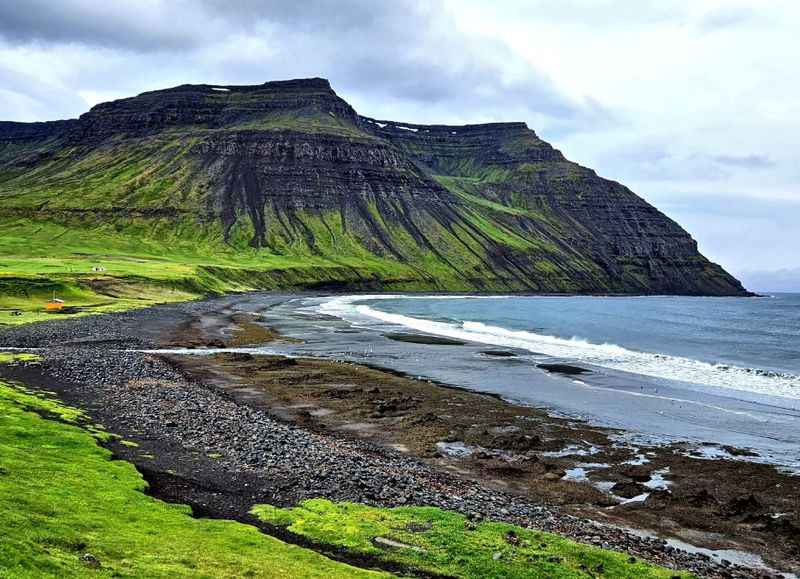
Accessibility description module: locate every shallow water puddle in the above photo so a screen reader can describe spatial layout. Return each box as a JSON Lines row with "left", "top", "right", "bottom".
{"left": 622, "top": 452, "right": 651, "bottom": 466}
{"left": 644, "top": 467, "right": 672, "bottom": 490}
{"left": 542, "top": 443, "right": 600, "bottom": 458}
{"left": 625, "top": 528, "right": 799, "bottom": 578}
{"left": 562, "top": 462, "right": 610, "bottom": 485}
{"left": 337, "top": 422, "right": 378, "bottom": 433}
{"left": 435, "top": 440, "right": 474, "bottom": 458}
{"left": 562, "top": 467, "right": 590, "bottom": 483}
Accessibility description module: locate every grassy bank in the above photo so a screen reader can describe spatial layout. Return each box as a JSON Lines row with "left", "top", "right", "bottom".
{"left": 0, "top": 211, "right": 469, "bottom": 328}
{"left": 0, "top": 215, "right": 414, "bottom": 328}
{"left": 0, "top": 366, "right": 385, "bottom": 578}
{"left": 253, "top": 500, "right": 690, "bottom": 579}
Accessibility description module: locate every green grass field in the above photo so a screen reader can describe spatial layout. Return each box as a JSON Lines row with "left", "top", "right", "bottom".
{"left": 0, "top": 212, "right": 439, "bottom": 327}
{"left": 0, "top": 192, "right": 580, "bottom": 328}
{"left": 0, "top": 364, "right": 387, "bottom": 578}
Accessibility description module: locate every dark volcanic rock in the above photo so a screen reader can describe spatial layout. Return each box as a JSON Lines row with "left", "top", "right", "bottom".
{"left": 621, "top": 465, "right": 653, "bottom": 482}
{"left": 69, "top": 78, "right": 358, "bottom": 143}
{"left": 688, "top": 489, "right": 720, "bottom": 508}
{"left": 612, "top": 481, "right": 649, "bottom": 499}
{"left": 722, "top": 494, "right": 765, "bottom": 519}
{"left": 538, "top": 364, "right": 591, "bottom": 376}
{"left": 384, "top": 333, "right": 466, "bottom": 346}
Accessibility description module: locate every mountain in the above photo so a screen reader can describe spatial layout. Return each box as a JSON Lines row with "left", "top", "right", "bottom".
{"left": 0, "top": 78, "right": 748, "bottom": 301}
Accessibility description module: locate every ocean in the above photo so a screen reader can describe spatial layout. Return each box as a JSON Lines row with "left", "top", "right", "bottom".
{"left": 271, "top": 293, "right": 800, "bottom": 471}
{"left": 323, "top": 293, "right": 800, "bottom": 400}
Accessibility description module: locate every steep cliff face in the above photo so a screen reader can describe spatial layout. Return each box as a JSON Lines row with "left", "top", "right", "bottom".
{"left": 360, "top": 118, "right": 742, "bottom": 294}
{"left": 0, "top": 78, "right": 747, "bottom": 295}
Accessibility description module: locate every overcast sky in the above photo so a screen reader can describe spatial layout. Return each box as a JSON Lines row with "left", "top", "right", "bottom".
{"left": 0, "top": 0, "right": 797, "bottom": 289}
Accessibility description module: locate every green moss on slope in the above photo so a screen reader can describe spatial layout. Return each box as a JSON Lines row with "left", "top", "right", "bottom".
{"left": 0, "top": 88, "right": 747, "bottom": 303}
{"left": 252, "top": 499, "right": 692, "bottom": 579}
{"left": 0, "top": 381, "right": 387, "bottom": 578}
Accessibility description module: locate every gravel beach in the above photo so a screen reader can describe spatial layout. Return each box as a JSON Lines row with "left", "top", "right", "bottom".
{"left": 0, "top": 295, "right": 795, "bottom": 578}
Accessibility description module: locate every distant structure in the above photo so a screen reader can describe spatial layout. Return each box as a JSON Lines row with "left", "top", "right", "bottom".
{"left": 46, "top": 291, "right": 65, "bottom": 311}
{"left": 92, "top": 265, "right": 106, "bottom": 272}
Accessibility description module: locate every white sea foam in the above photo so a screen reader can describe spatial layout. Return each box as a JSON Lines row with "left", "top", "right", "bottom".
{"left": 318, "top": 295, "right": 800, "bottom": 400}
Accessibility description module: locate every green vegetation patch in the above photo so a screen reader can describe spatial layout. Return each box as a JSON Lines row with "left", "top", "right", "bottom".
{"left": 226, "top": 111, "right": 376, "bottom": 140}
{"left": 0, "top": 352, "right": 40, "bottom": 364}
{"left": 252, "top": 499, "right": 691, "bottom": 579}
{"left": 0, "top": 381, "right": 385, "bottom": 578}
{"left": 0, "top": 381, "right": 86, "bottom": 427}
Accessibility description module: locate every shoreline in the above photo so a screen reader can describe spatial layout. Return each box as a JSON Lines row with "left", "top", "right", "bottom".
{"left": 0, "top": 294, "right": 797, "bottom": 577}
{"left": 305, "top": 293, "right": 800, "bottom": 469}
{"left": 0, "top": 287, "right": 762, "bottom": 332}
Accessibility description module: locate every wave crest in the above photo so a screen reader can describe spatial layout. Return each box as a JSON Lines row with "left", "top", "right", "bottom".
{"left": 319, "top": 295, "right": 800, "bottom": 400}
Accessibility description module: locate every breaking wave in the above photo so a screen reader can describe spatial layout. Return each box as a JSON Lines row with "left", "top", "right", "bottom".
{"left": 319, "top": 295, "right": 800, "bottom": 400}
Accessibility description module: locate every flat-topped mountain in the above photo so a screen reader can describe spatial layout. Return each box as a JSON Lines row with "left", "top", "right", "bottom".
{"left": 0, "top": 78, "right": 748, "bottom": 295}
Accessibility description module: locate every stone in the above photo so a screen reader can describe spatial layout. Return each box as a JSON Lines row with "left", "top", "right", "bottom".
{"left": 612, "top": 481, "right": 649, "bottom": 499}
{"left": 80, "top": 553, "right": 100, "bottom": 568}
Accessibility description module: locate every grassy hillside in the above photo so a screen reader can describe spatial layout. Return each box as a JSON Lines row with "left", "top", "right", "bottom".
{"left": 0, "top": 135, "right": 605, "bottom": 326}
{"left": 0, "top": 118, "right": 587, "bottom": 326}
{"left": 0, "top": 211, "right": 432, "bottom": 327}
{"left": 0, "top": 79, "right": 748, "bottom": 317}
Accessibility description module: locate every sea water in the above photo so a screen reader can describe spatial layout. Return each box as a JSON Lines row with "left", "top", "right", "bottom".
{"left": 321, "top": 294, "right": 800, "bottom": 400}
{"left": 306, "top": 293, "right": 800, "bottom": 469}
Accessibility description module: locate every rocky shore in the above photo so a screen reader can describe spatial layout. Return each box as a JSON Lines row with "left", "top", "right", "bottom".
{"left": 0, "top": 296, "right": 795, "bottom": 578}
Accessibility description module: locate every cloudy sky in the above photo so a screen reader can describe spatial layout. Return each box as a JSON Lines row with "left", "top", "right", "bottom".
{"left": 1, "top": 0, "right": 797, "bottom": 289}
